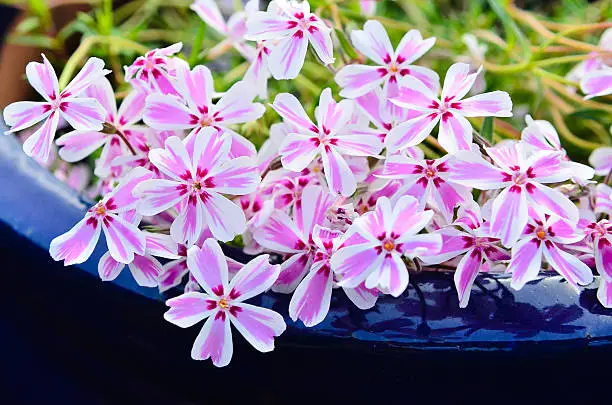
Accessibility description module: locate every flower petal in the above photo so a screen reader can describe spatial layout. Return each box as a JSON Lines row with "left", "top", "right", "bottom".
{"left": 490, "top": 186, "right": 529, "bottom": 247}
{"left": 26, "top": 54, "right": 59, "bottom": 101}
{"left": 230, "top": 303, "right": 285, "bottom": 352}
{"left": 308, "top": 25, "right": 334, "bottom": 65}
{"left": 279, "top": 133, "right": 319, "bottom": 171}
{"left": 272, "top": 252, "right": 311, "bottom": 293}
{"left": 50, "top": 215, "right": 101, "bottom": 266}
{"left": 105, "top": 167, "right": 154, "bottom": 212}
{"left": 335, "top": 64, "right": 386, "bottom": 99}
{"left": 101, "top": 215, "right": 146, "bottom": 264}
{"left": 191, "top": 312, "right": 233, "bottom": 366}
{"left": 289, "top": 262, "right": 333, "bottom": 327}
{"left": 385, "top": 113, "right": 439, "bottom": 153}
{"left": 395, "top": 29, "right": 436, "bottom": 65}
{"left": 459, "top": 91, "right": 513, "bottom": 117}
{"left": 253, "top": 209, "right": 306, "bottom": 253}
{"left": 351, "top": 20, "right": 393, "bottom": 65}
{"left": 271, "top": 92, "right": 316, "bottom": 131}
{"left": 143, "top": 94, "right": 196, "bottom": 130}
{"left": 201, "top": 192, "right": 247, "bottom": 242}
{"left": 581, "top": 68, "right": 612, "bottom": 99}
{"left": 268, "top": 31, "right": 309, "bottom": 80}
{"left": 214, "top": 81, "right": 265, "bottom": 124}
{"left": 322, "top": 146, "right": 357, "bottom": 197}
{"left": 597, "top": 278, "right": 612, "bottom": 308}
{"left": 209, "top": 156, "right": 260, "bottom": 195}
{"left": 343, "top": 283, "right": 378, "bottom": 310}
{"left": 170, "top": 199, "right": 205, "bottom": 245}
{"left": 543, "top": 241, "right": 594, "bottom": 291}
{"left": 245, "top": 11, "right": 292, "bottom": 41}
{"left": 454, "top": 248, "right": 483, "bottom": 308}
{"left": 365, "top": 252, "right": 407, "bottom": 297}
{"left": 56, "top": 130, "right": 107, "bottom": 162}
{"left": 526, "top": 182, "right": 579, "bottom": 222}
{"left": 3, "top": 101, "right": 51, "bottom": 133}
{"left": 60, "top": 98, "right": 106, "bottom": 131}
{"left": 298, "top": 185, "right": 335, "bottom": 237}
{"left": 191, "top": 128, "right": 231, "bottom": 174}
{"left": 595, "top": 237, "right": 612, "bottom": 281}
{"left": 438, "top": 112, "right": 473, "bottom": 153}
{"left": 186, "top": 239, "right": 229, "bottom": 296}
{"left": 332, "top": 244, "right": 384, "bottom": 288}
{"left": 62, "top": 57, "right": 109, "bottom": 97}
{"left": 229, "top": 255, "right": 280, "bottom": 301}
{"left": 98, "top": 251, "right": 124, "bottom": 281}
{"left": 134, "top": 178, "right": 186, "bottom": 216}
{"left": 441, "top": 62, "right": 481, "bottom": 102}
{"left": 508, "top": 238, "right": 543, "bottom": 290}
{"left": 22, "top": 111, "right": 60, "bottom": 163}
{"left": 446, "top": 151, "right": 508, "bottom": 190}
{"left": 190, "top": 0, "right": 228, "bottom": 35}
{"left": 165, "top": 291, "right": 214, "bottom": 328}
{"left": 128, "top": 254, "right": 162, "bottom": 287}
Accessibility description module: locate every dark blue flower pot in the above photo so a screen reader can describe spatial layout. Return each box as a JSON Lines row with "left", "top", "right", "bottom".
{"left": 1, "top": 123, "right": 611, "bottom": 403}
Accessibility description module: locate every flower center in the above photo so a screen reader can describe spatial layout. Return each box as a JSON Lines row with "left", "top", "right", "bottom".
{"left": 94, "top": 204, "right": 107, "bottom": 216}
{"left": 425, "top": 168, "right": 436, "bottom": 178}
{"left": 192, "top": 181, "right": 202, "bottom": 191}
{"left": 513, "top": 172, "right": 528, "bottom": 185}
{"left": 389, "top": 63, "right": 399, "bottom": 73}
{"left": 218, "top": 298, "right": 230, "bottom": 309}
{"left": 536, "top": 228, "right": 547, "bottom": 240}
{"left": 383, "top": 240, "right": 395, "bottom": 252}
{"left": 199, "top": 116, "right": 213, "bottom": 127}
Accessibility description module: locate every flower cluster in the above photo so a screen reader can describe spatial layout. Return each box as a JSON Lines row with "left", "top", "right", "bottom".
{"left": 4, "top": 0, "right": 612, "bottom": 367}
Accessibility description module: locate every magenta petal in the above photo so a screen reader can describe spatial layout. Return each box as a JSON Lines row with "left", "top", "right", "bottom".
{"left": 271, "top": 92, "right": 316, "bottom": 132}
{"left": 385, "top": 113, "right": 439, "bottom": 153}
{"left": 143, "top": 94, "right": 196, "bottom": 130}
{"left": 191, "top": 128, "right": 231, "bottom": 174}
{"left": 26, "top": 54, "right": 59, "bottom": 101}
{"left": 62, "top": 57, "right": 109, "bottom": 97}
{"left": 228, "top": 255, "right": 280, "bottom": 301}
{"left": 50, "top": 214, "right": 101, "bottom": 266}
{"left": 170, "top": 199, "right": 205, "bottom": 245}
{"left": 106, "top": 167, "right": 153, "bottom": 212}
{"left": 322, "top": 146, "right": 357, "bottom": 197}
{"left": 101, "top": 215, "right": 146, "bottom": 264}
{"left": 60, "top": 98, "right": 106, "bottom": 131}
{"left": 209, "top": 156, "right": 259, "bottom": 195}
{"left": 446, "top": 151, "right": 508, "bottom": 189}
{"left": 508, "top": 238, "right": 543, "bottom": 290}
{"left": 98, "top": 251, "right": 124, "bottom": 281}
{"left": 128, "top": 254, "right": 162, "bottom": 287}
{"left": 56, "top": 130, "right": 107, "bottom": 162}
{"left": 279, "top": 133, "right": 319, "bottom": 172}
{"left": 165, "top": 291, "right": 214, "bottom": 328}
{"left": 595, "top": 237, "right": 612, "bottom": 281}
{"left": 437, "top": 112, "right": 472, "bottom": 153}
{"left": 460, "top": 91, "right": 513, "bottom": 117}
{"left": 229, "top": 303, "right": 286, "bottom": 352}
{"left": 253, "top": 209, "right": 306, "bottom": 253}
{"left": 268, "top": 32, "right": 308, "bottom": 80}
{"left": 335, "top": 64, "right": 386, "bottom": 99}
{"left": 332, "top": 244, "right": 383, "bottom": 288}
{"left": 272, "top": 252, "right": 311, "bottom": 293}
{"left": 134, "top": 178, "right": 186, "bottom": 216}
{"left": 543, "top": 242, "right": 594, "bottom": 291}
{"left": 186, "top": 239, "right": 229, "bottom": 296}
{"left": 289, "top": 262, "right": 333, "bottom": 327}
{"left": 365, "top": 252, "right": 407, "bottom": 297}
{"left": 22, "top": 111, "right": 60, "bottom": 163}
{"left": 597, "top": 278, "right": 612, "bottom": 308}
{"left": 454, "top": 248, "right": 483, "bottom": 308}
{"left": 3, "top": 101, "right": 51, "bottom": 133}
{"left": 158, "top": 259, "right": 188, "bottom": 292}
{"left": 191, "top": 314, "right": 233, "bottom": 366}
{"left": 526, "top": 182, "right": 579, "bottom": 222}
{"left": 491, "top": 186, "right": 528, "bottom": 247}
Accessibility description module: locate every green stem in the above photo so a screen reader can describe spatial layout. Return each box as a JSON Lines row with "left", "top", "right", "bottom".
{"left": 532, "top": 67, "right": 579, "bottom": 88}
{"left": 534, "top": 54, "right": 606, "bottom": 68}
{"left": 58, "top": 36, "right": 149, "bottom": 89}
{"left": 189, "top": 22, "right": 206, "bottom": 67}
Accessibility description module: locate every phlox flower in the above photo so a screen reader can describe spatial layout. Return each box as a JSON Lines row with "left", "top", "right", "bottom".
{"left": 359, "top": 0, "right": 377, "bottom": 16}
{"left": 447, "top": 141, "right": 583, "bottom": 246}
{"left": 164, "top": 239, "right": 285, "bottom": 367}
{"left": 289, "top": 225, "right": 379, "bottom": 327}
{"left": 378, "top": 154, "right": 471, "bottom": 222}
{"left": 507, "top": 213, "right": 593, "bottom": 291}
{"left": 335, "top": 20, "right": 438, "bottom": 99}
{"left": 124, "top": 43, "right": 184, "bottom": 95}
{"left": 134, "top": 129, "right": 260, "bottom": 243}
{"left": 331, "top": 195, "right": 442, "bottom": 297}
{"left": 4, "top": 55, "right": 109, "bottom": 162}
{"left": 53, "top": 162, "right": 90, "bottom": 192}
{"left": 253, "top": 184, "right": 335, "bottom": 293}
{"left": 595, "top": 183, "right": 612, "bottom": 215}
{"left": 245, "top": 0, "right": 334, "bottom": 79}
{"left": 50, "top": 167, "right": 153, "bottom": 265}
{"left": 566, "top": 28, "right": 611, "bottom": 85}
{"left": 589, "top": 146, "right": 612, "bottom": 176}
{"left": 388, "top": 62, "right": 512, "bottom": 153}
{"left": 56, "top": 77, "right": 147, "bottom": 177}
{"left": 581, "top": 67, "right": 612, "bottom": 99}
{"left": 420, "top": 201, "right": 510, "bottom": 307}
{"left": 272, "top": 88, "right": 383, "bottom": 196}
{"left": 521, "top": 115, "right": 594, "bottom": 184}
{"left": 97, "top": 210, "right": 163, "bottom": 287}
{"left": 144, "top": 64, "right": 264, "bottom": 159}
{"left": 583, "top": 220, "right": 612, "bottom": 308}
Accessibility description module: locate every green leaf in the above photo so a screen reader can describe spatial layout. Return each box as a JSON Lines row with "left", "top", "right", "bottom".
{"left": 481, "top": 117, "right": 494, "bottom": 143}
{"left": 334, "top": 28, "right": 359, "bottom": 60}
{"left": 15, "top": 16, "right": 40, "bottom": 34}
{"left": 486, "top": 0, "right": 531, "bottom": 59}
{"left": 569, "top": 109, "right": 612, "bottom": 125}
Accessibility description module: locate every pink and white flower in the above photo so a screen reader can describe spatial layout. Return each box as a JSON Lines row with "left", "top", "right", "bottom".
{"left": 124, "top": 43, "right": 184, "bottom": 95}
{"left": 378, "top": 154, "right": 471, "bottom": 222}
{"left": 507, "top": 213, "right": 593, "bottom": 291}
{"left": 50, "top": 167, "right": 153, "bottom": 265}
{"left": 56, "top": 77, "right": 147, "bottom": 177}
{"left": 4, "top": 55, "right": 110, "bottom": 162}
{"left": 566, "top": 28, "right": 611, "bottom": 85}
{"left": 388, "top": 62, "right": 512, "bottom": 153}
{"left": 143, "top": 64, "right": 264, "bottom": 159}
{"left": 289, "top": 225, "right": 379, "bottom": 327}
{"left": 164, "top": 239, "right": 285, "bottom": 367}
{"left": 331, "top": 195, "right": 442, "bottom": 297}
{"left": 245, "top": 0, "right": 334, "bottom": 79}
{"left": 134, "top": 129, "right": 260, "bottom": 243}
{"left": 253, "top": 184, "right": 335, "bottom": 293}
{"left": 448, "top": 142, "right": 582, "bottom": 246}
{"left": 420, "top": 201, "right": 509, "bottom": 307}
{"left": 191, "top": 0, "right": 257, "bottom": 61}
{"left": 589, "top": 146, "right": 612, "bottom": 176}
{"left": 272, "top": 88, "right": 383, "bottom": 196}
{"left": 581, "top": 67, "right": 612, "bottom": 99}
{"left": 584, "top": 220, "right": 612, "bottom": 307}
{"left": 335, "top": 20, "right": 438, "bottom": 99}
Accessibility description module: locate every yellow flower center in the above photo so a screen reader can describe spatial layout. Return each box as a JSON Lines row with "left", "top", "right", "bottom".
{"left": 94, "top": 205, "right": 107, "bottom": 216}
{"left": 218, "top": 298, "right": 230, "bottom": 309}
{"left": 383, "top": 241, "right": 395, "bottom": 252}
{"left": 536, "top": 230, "right": 546, "bottom": 240}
